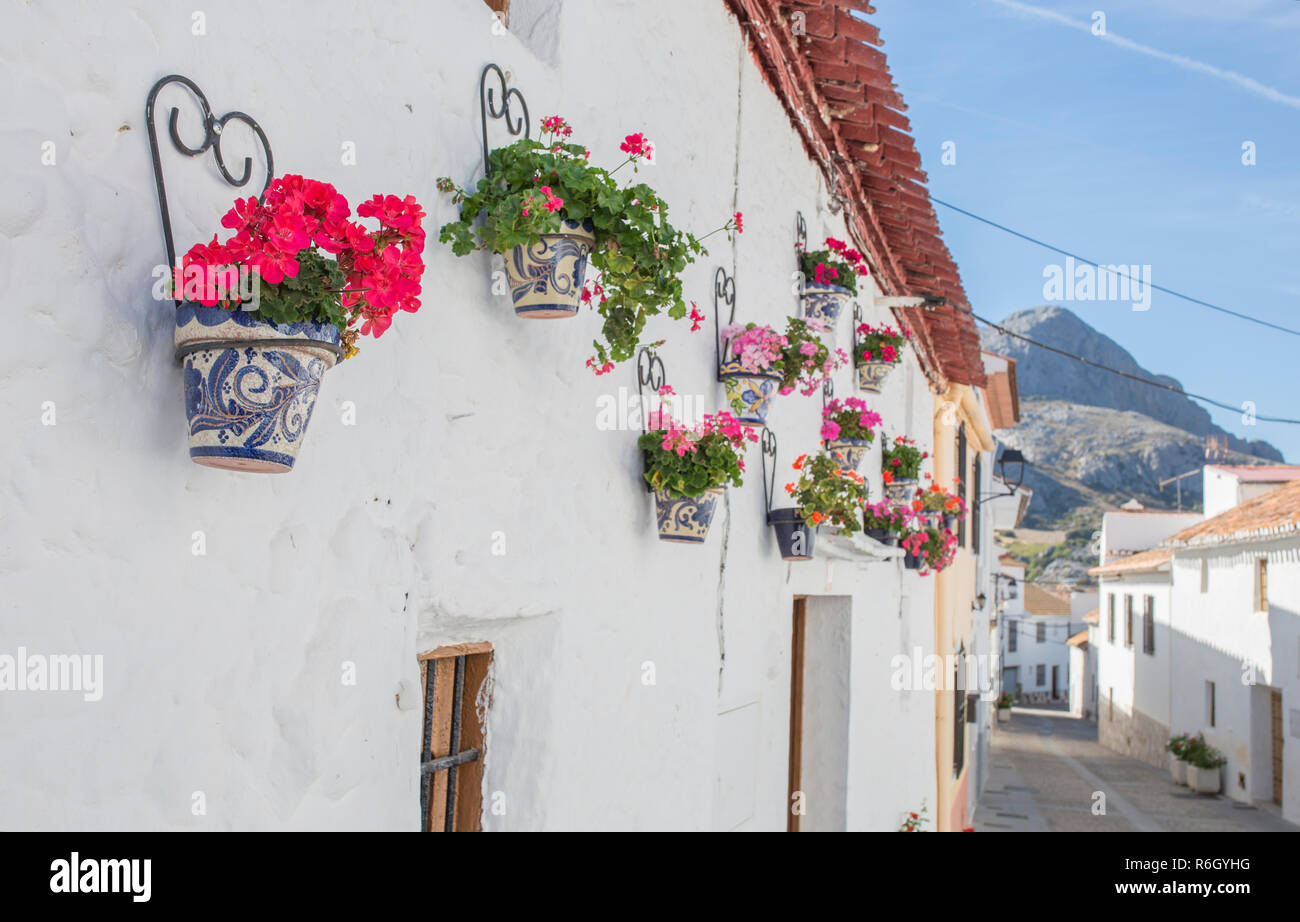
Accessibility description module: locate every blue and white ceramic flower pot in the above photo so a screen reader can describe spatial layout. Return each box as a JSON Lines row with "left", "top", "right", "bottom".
{"left": 719, "top": 362, "right": 782, "bottom": 426}
{"left": 504, "top": 218, "right": 595, "bottom": 318}
{"left": 768, "top": 507, "right": 817, "bottom": 561}
{"left": 801, "top": 281, "right": 853, "bottom": 324}
{"left": 654, "top": 487, "right": 724, "bottom": 544}
{"left": 856, "top": 360, "right": 894, "bottom": 394}
{"left": 883, "top": 477, "right": 918, "bottom": 503}
{"left": 826, "top": 437, "right": 872, "bottom": 472}
{"left": 174, "top": 304, "right": 342, "bottom": 473}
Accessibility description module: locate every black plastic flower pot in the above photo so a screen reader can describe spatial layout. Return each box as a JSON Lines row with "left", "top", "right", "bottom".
{"left": 903, "top": 551, "right": 925, "bottom": 570}
{"left": 769, "top": 507, "right": 817, "bottom": 561}
{"left": 864, "top": 527, "right": 899, "bottom": 546}
{"left": 943, "top": 513, "right": 959, "bottom": 531}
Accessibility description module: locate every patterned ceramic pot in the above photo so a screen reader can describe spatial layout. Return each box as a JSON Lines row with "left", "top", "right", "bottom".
{"left": 883, "top": 478, "right": 918, "bottom": 503}
{"left": 174, "top": 304, "right": 342, "bottom": 473}
{"left": 826, "top": 437, "right": 872, "bottom": 472}
{"left": 856, "top": 360, "right": 895, "bottom": 394}
{"left": 1170, "top": 755, "right": 1188, "bottom": 785}
{"left": 504, "top": 219, "right": 595, "bottom": 318}
{"left": 653, "top": 487, "right": 724, "bottom": 544}
{"left": 719, "top": 363, "right": 782, "bottom": 426}
{"left": 768, "top": 507, "right": 816, "bottom": 561}
{"left": 801, "top": 281, "right": 852, "bottom": 324}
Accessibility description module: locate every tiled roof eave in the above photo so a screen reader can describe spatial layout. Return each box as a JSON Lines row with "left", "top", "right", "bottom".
{"left": 1166, "top": 521, "right": 1300, "bottom": 550}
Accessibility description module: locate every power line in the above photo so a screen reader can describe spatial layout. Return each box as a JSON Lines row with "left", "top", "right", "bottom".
{"left": 970, "top": 310, "right": 1300, "bottom": 426}
{"left": 932, "top": 198, "right": 1300, "bottom": 339}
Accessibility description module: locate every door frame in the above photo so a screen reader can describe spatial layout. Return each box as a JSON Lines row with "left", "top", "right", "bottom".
{"left": 787, "top": 597, "right": 807, "bottom": 832}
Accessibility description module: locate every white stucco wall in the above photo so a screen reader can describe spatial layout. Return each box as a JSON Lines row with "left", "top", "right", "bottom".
{"left": 0, "top": 0, "right": 944, "bottom": 830}
{"left": 1169, "top": 541, "right": 1300, "bottom": 818}
{"left": 1094, "top": 575, "right": 1172, "bottom": 725}
{"left": 1100, "top": 511, "right": 1201, "bottom": 562}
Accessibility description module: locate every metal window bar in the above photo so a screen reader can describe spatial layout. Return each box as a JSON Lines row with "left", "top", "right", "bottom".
{"left": 952, "top": 655, "right": 966, "bottom": 776}
{"left": 420, "top": 655, "right": 481, "bottom": 832}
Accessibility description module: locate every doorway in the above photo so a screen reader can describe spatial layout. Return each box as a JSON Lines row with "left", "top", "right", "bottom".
{"left": 1051, "top": 665, "right": 1059, "bottom": 700}
{"left": 1272, "top": 689, "right": 1284, "bottom": 807}
{"left": 786, "top": 596, "right": 851, "bottom": 831}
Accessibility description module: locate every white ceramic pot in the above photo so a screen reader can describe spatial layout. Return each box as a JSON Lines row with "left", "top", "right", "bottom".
{"left": 1187, "top": 764, "right": 1221, "bottom": 794}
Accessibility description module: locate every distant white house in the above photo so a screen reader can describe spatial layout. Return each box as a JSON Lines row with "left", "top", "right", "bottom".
{"left": 1090, "top": 465, "right": 1300, "bottom": 823}
{"left": 1001, "top": 580, "right": 1080, "bottom": 703}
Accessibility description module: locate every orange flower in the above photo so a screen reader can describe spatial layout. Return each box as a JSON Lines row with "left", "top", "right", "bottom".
{"left": 793, "top": 454, "right": 808, "bottom": 470}
{"left": 882, "top": 470, "right": 894, "bottom": 484}
{"left": 911, "top": 500, "right": 923, "bottom": 511}
{"left": 811, "top": 512, "right": 824, "bottom": 525}
{"left": 784, "top": 482, "right": 795, "bottom": 494}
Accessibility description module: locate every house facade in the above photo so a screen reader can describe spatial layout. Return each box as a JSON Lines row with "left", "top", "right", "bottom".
{"left": 0, "top": 0, "right": 1020, "bottom": 831}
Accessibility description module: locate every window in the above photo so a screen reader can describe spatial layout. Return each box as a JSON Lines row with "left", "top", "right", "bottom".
{"left": 1206, "top": 680, "right": 1216, "bottom": 727}
{"left": 953, "top": 649, "right": 966, "bottom": 777}
{"left": 1036, "top": 622, "right": 1046, "bottom": 644}
{"left": 1036, "top": 664, "right": 1046, "bottom": 686}
{"left": 972, "top": 455, "right": 981, "bottom": 555}
{"left": 1142, "top": 596, "right": 1155, "bottom": 655}
{"left": 1124, "top": 595, "right": 1134, "bottom": 647}
{"left": 1007, "top": 620, "right": 1018, "bottom": 653}
{"left": 1107, "top": 595, "right": 1115, "bottom": 643}
{"left": 1200, "top": 558, "right": 1209, "bottom": 593}
{"left": 956, "top": 424, "right": 968, "bottom": 547}
{"left": 420, "top": 643, "right": 493, "bottom": 832}
{"left": 1256, "top": 559, "right": 1268, "bottom": 612}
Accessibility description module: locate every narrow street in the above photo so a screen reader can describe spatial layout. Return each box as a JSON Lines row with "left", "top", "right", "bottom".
{"left": 974, "top": 707, "right": 1298, "bottom": 832}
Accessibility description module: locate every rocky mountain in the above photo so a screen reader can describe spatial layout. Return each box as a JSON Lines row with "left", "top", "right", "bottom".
{"left": 980, "top": 307, "right": 1285, "bottom": 532}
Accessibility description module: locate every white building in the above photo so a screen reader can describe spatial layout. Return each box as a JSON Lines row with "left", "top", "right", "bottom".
{"left": 1203, "top": 464, "right": 1300, "bottom": 518}
{"left": 0, "top": 0, "right": 1009, "bottom": 831}
{"left": 1001, "top": 583, "right": 1079, "bottom": 703}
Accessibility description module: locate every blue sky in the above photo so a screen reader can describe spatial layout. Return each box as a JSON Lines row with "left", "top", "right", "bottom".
{"left": 870, "top": 0, "right": 1300, "bottom": 461}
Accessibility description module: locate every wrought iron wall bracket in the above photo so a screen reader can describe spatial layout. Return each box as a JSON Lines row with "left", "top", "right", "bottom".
{"left": 851, "top": 302, "right": 863, "bottom": 373}
{"left": 145, "top": 74, "right": 274, "bottom": 303}
{"left": 820, "top": 378, "right": 835, "bottom": 450}
{"left": 759, "top": 427, "right": 778, "bottom": 518}
{"left": 636, "top": 347, "right": 670, "bottom": 493}
{"left": 795, "top": 211, "right": 807, "bottom": 252}
{"left": 712, "top": 266, "right": 737, "bottom": 382}
{"left": 480, "top": 63, "right": 530, "bottom": 179}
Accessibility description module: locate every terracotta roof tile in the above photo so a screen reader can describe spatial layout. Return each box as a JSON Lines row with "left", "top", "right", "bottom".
{"left": 1205, "top": 465, "right": 1300, "bottom": 483}
{"left": 724, "top": 0, "right": 985, "bottom": 388}
{"left": 1088, "top": 547, "right": 1173, "bottom": 577}
{"left": 1165, "top": 478, "right": 1300, "bottom": 548}
{"left": 1066, "top": 630, "right": 1089, "bottom": 647}
{"left": 1023, "top": 583, "right": 1072, "bottom": 616}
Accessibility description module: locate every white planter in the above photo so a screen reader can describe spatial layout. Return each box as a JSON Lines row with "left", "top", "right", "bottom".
{"left": 1187, "top": 764, "right": 1221, "bottom": 794}
{"left": 1169, "top": 755, "right": 1188, "bottom": 785}
{"left": 996, "top": 708, "right": 1011, "bottom": 723}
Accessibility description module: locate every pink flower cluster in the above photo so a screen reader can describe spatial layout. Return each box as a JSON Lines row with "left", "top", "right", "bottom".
{"left": 721, "top": 323, "right": 787, "bottom": 373}
{"left": 824, "top": 236, "right": 869, "bottom": 275}
{"left": 619, "top": 132, "right": 654, "bottom": 161}
{"left": 523, "top": 185, "right": 563, "bottom": 217}
{"left": 182, "top": 175, "right": 426, "bottom": 338}
{"left": 540, "top": 115, "right": 574, "bottom": 138}
{"left": 656, "top": 411, "right": 759, "bottom": 458}
{"left": 820, "top": 396, "right": 882, "bottom": 441}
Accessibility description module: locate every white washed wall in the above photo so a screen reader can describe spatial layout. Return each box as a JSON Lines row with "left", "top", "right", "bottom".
{"left": 0, "top": 0, "right": 939, "bottom": 830}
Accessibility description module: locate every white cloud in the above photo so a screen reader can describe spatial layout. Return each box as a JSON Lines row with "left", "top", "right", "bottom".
{"left": 986, "top": 0, "right": 1300, "bottom": 110}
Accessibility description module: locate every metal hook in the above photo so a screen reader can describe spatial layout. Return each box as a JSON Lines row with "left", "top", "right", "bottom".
{"left": 146, "top": 74, "right": 274, "bottom": 303}
{"left": 851, "top": 302, "right": 863, "bottom": 371}
{"left": 795, "top": 211, "right": 807, "bottom": 252}
{"left": 821, "top": 378, "right": 836, "bottom": 450}
{"left": 713, "top": 266, "right": 737, "bottom": 382}
{"left": 480, "top": 63, "right": 530, "bottom": 179}
{"left": 760, "top": 427, "right": 778, "bottom": 517}
{"left": 636, "top": 346, "right": 669, "bottom": 493}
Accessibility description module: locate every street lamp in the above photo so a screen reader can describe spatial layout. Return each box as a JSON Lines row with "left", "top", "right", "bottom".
{"left": 980, "top": 448, "right": 1029, "bottom": 499}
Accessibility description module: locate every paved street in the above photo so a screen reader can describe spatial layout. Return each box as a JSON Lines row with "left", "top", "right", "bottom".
{"left": 974, "top": 707, "right": 1298, "bottom": 832}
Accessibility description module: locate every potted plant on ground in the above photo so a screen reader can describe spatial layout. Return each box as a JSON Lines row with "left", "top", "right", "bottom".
{"left": 897, "top": 801, "right": 929, "bottom": 832}
{"left": 171, "top": 175, "right": 426, "bottom": 472}
{"left": 1165, "top": 733, "right": 1191, "bottom": 785}
{"left": 719, "top": 317, "right": 846, "bottom": 426}
{"left": 820, "top": 396, "right": 882, "bottom": 471}
{"left": 438, "top": 116, "right": 738, "bottom": 371}
{"left": 996, "top": 691, "right": 1015, "bottom": 723}
{"left": 798, "top": 236, "right": 869, "bottom": 324}
{"left": 862, "top": 500, "right": 911, "bottom": 546}
{"left": 1185, "top": 735, "right": 1225, "bottom": 794}
{"left": 774, "top": 452, "right": 869, "bottom": 559}
{"left": 900, "top": 524, "right": 957, "bottom": 575}
{"left": 881, "top": 435, "right": 927, "bottom": 502}
{"left": 854, "top": 321, "right": 909, "bottom": 393}
{"left": 639, "top": 410, "right": 755, "bottom": 543}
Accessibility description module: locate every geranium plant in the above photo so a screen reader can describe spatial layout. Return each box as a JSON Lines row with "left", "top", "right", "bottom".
{"left": 901, "top": 525, "right": 958, "bottom": 575}
{"left": 174, "top": 174, "right": 426, "bottom": 358}
{"left": 915, "top": 478, "right": 966, "bottom": 515}
{"left": 898, "top": 802, "right": 929, "bottom": 832}
{"left": 996, "top": 692, "right": 1016, "bottom": 709}
{"left": 437, "top": 116, "right": 739, "bottom": 370}
{"left": 882, "top": 435, "right": 927, "bottom": 482}
{"left": 639, "top": 410, "right": 756, "bottom": 499}
{"left": 799, "top": 236, "right": 869, "bottom": 295}
{"left": 855, "top": 321, "right": 909, "bottom": 366}
{"left": 719, "top": 316, "right": 847, "bottom": 413}
{"left": 820, "top": 396, "right": 882, "bottom": 443}
{"left": 863, "top": 500, "right": 913, "bottom": 536}
{"left": 782, "top": 452, "right": 868, "bottom": 534}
